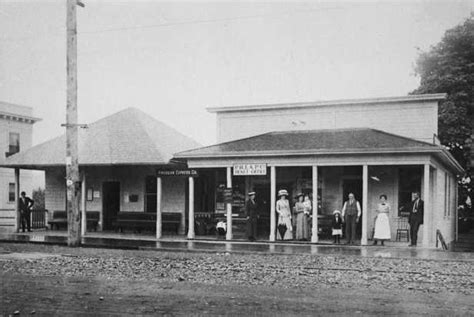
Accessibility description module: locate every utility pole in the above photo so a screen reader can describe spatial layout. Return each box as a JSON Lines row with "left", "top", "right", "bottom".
{"left": 66, "top": 0, "right": 84, "bottom": 246}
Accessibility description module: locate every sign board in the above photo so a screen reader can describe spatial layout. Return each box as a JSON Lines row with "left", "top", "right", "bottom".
{"left": 233, "top": 163, "right": 267, "bottom": 176}
{"left": 157, "top": 169, "right": 199, "bottom": 177}
{"left": 223, "top": 188, "right": 233, "bottom": 204}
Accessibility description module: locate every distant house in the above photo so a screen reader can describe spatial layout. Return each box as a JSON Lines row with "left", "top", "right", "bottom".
{"left": 0, "top": 101, "right": 42, "bottom": 232}
{"left": 2, "top": 108, "right": 200, "bottom": 233}
{"left": 175, "top": 94, "right": 464, "bottom": 248}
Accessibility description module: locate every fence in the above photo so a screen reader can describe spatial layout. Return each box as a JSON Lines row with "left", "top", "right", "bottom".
{"left": 30, "top": 209, "right": 47, "bottom": 229}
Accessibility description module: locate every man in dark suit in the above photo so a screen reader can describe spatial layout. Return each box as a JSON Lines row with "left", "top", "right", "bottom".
{"left": 245, "top": 191, "right": 258, "bottom": 241}
{"left": 19, "top": 191, "right": 34, "bottom": 232}
{"left": 408, "top": 192, "right": 424, "bottom": 246}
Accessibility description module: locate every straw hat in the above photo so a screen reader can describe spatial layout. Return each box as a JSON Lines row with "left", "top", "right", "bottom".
{"left": 278, "top": 189, "right": 288, "bottom": 197}
{"left": 248, "top": 191, "right": 256, "bottom": 196}
{"left": 333, "top": 210, "right": 341, "bottom": 215}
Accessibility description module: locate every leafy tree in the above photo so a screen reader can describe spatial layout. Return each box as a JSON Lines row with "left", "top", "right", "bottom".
{"left": 32, "top": 187, "right": 45, "bottom": 210}
{"left": 412, "top": 14, "right": 473, "bottom": 169}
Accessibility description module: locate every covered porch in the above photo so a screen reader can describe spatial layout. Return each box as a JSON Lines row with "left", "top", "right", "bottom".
{"left": 175, "top": 128, "right": 463, "bottom": 248}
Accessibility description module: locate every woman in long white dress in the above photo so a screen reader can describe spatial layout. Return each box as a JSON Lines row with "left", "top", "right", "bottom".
{"left": 276, "top": 189, "right": 293, "bottom": 240}
{"left": 373, "top": 194, "right": 391, "bottom": 245}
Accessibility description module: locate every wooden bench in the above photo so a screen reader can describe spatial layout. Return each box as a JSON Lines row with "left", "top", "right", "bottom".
{"left": 48, "top": 210, "right": 100, "bottom": 231}
{"left": 113, "top": 212, "right": 181, "bottom": 234}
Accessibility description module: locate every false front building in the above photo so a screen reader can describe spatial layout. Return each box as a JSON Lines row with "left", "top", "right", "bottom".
{"left": 175, "top": 94, "right": 463, "bottom": 247}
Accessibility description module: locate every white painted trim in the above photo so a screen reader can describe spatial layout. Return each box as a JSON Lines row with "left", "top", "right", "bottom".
{"left": 207, "top": 94, "right": 446, "bottom": 113}
{"left": 156, "top": 177, "right": 162, "bottom": 239}
{"left": 269, "top": 166, "right": 276, "bottom": 242}
{"left": 361, "top": 165, "right": 368, "bottom": 245}
{"left": 81, "top": 172, "right": 86, "bottom": 236}
{"left": 226, "top": 167, "right": 233, "bottom": 240}
{"left": 311, "top": 166, "right": 318, "bottom": 243}
{"left": 187, "top": 177, "right": 195, "bottom": 239}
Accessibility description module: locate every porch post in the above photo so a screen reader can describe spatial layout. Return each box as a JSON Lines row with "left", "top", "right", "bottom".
{"left": 269, "top": 166, "right": 276, "bottom": 242}
{"left": 81, "top": 172, "right": 86, "bottom": 236}
{"left": 156, "top": 177, "right": 162, "bottom": 239}
{"left": 361, "top": 164, "right": 368, "bottom": 245}
{"left": 14, "top": 168, "right": 20, "bottom": 232}
{"left": 226, "top": 166, "right": 233, "bottom": 240}
{"left": 187, "top": 176, "right": 195, "bottom": 239}
{"left": 311, "top": 165, "right": 318, "bottom": 243}
{"left": 422, "top": 164, "right": 430, "bottom": 247}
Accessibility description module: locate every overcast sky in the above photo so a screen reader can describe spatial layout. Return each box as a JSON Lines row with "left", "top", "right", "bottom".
{"left": 1, "top": 0, "right": 473, "bottom": 146}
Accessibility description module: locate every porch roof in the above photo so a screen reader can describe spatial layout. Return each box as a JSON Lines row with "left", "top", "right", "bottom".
{"left": 175, "top": 128, "right": 463, "bottom": 172}
{"left": 0, "top": 107, "right": 200, "bottom": 169}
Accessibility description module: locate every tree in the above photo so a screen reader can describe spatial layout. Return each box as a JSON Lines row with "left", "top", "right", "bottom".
{"left": 32, "top": 188, "right": 45, "bottom": 210}
{"left": 412, "top": 14, "right": 474, "bottom": 169}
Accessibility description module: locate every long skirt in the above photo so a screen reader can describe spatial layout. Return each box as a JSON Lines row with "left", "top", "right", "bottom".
{"left": 373, "top": 213, "right": 391, "bottom": 240}
{"left": 277, "top": 218, "right": 293, "bottom": 240}
{"left": 295, "top": 213, "right": 309, "bottom": 240}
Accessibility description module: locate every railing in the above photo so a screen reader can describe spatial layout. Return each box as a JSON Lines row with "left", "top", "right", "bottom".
{"left": 30, "top": 209, "right": 48, "bottom": 229}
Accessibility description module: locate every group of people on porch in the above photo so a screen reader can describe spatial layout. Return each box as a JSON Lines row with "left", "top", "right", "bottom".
{"left": 245, "top": 189, "right": 425, "bottom": 246}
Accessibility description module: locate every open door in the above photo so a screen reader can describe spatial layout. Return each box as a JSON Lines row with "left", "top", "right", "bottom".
{"left": 342, "top": 178, "right": 363, "bottom": 238}
{"left": 102, "top": 181, "right": 120, "bottom": 230}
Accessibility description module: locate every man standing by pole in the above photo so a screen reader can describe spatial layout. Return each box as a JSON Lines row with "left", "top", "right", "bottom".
{"left": 65, "top": 0, "right": 84, "bottom": 246}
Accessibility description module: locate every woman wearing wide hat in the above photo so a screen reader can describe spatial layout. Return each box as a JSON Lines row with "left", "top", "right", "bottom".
{"left": 276, "top": 189, "right": 293, "bottom": 240}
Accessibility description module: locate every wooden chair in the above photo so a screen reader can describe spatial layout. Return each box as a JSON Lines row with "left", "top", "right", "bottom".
{"left": 396, "top": 217, "right": 410, "bottom": 242}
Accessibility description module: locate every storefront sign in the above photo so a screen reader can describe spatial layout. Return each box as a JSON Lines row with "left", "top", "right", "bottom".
{"left": 156, "top": 169, "right": 199, "bottom": 177}
{"left": 233, "top": 164, "right": 267, "bottom": 176}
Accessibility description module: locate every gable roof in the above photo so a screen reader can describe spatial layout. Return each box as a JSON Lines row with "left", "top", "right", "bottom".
{"left": 2, "top": 107, "right": 200, "bottom": 168}
{"left": 175, "top": 128, "right": 444, "bottom": 158}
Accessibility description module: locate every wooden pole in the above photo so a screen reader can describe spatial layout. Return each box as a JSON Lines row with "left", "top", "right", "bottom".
{"left": 269, "top": 166, "right": 276, "bottom": 241}
{"left": 226, "top": 167, "right": 233, "bottom": 240}
{"left": 311, "top": 165, "right": 319, "bottom": 243}
{"left": 81, "top": 172, "right": 86, "bottom": 236}
{"left": 66, "top": 0, "right": 81, "bottom": 246}
{"left": 14, "top": 168, "right": 20, "bottom": 232}
{"left": 156, "top": 177, "right": 162, "bottom": 239}
{"left": 361, "top": 164, "right": 368, "bottom": 245}
{"left": 187, "top": 177, "right": 195, "bottom": 239}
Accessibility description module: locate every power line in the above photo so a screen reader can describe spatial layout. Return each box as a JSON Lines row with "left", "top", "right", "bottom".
{"left": 0, "top": 6, "right": 343, "bottom": 42}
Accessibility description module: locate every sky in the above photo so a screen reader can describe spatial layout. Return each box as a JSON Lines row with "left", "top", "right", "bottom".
{"left": 1, "top": 0, "right": 473, "bottom": 146}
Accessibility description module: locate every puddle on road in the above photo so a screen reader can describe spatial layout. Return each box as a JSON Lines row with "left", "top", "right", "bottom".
{"left": 0, "top": 252, "right": 60, "bottom": 260}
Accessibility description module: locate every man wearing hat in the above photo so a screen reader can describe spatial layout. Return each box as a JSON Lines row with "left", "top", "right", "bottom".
{"left": 245, "top": 191, "right": 259, "bottom": 241}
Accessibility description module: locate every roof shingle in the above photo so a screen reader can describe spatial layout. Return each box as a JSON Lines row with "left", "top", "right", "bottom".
{"left": 3, "top": 107, "right": 200, "bottom": 167}
{"left": 175, "top": 128, "right": 440, "bottom": 158}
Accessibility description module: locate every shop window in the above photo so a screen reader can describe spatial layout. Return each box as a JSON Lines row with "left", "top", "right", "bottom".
{"left": 8, "top": 183, "right": 15, "bottom": 202}
{"left": 6, "top": 133, "right": 20, "bottom": 157}
{"left": 398, "top": 167, "right": 421, "bottom": 216}
{"left": 145, "top": 176, "right": 156, "bottom": 213}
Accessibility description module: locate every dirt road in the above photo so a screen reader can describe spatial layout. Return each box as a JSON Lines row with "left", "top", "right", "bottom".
{"left": 1, "top": 243, "right": 473, "bottom": 316}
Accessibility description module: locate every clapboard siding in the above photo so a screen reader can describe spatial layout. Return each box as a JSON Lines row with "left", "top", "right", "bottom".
{"left": 216, "top": 101, "right": 438, "bottom": 143}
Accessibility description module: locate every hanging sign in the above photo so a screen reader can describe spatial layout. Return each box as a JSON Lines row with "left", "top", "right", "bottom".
{"left": 156, "top": 169, "right": 199, "bottom": 177}
{"left": 233, "top": 163, "right": 267, "bottom": 176}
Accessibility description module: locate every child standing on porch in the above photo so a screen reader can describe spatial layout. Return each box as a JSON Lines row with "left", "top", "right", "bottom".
{"left": 332, "top": 210, "right": 343, "bottom": 244}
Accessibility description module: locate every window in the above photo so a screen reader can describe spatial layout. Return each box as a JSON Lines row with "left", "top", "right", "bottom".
{"left": 398, "top": 167, "right": 422, "bottom": 216}
{"left": 8, "top": 183, "right": 15, "bottom": 202}
{"left": 8, "top": 132, "right": 20, "bottom": 156}
{"left": 145, "top": 176, "right": 157, "bottom": 213}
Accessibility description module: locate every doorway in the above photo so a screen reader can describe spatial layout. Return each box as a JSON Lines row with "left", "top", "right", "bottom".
{"left": 342, "top": 178, "right": 363, "bottom": 238}
{"left": 102, "top": 181, "right": 120, "bottom": 230}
